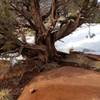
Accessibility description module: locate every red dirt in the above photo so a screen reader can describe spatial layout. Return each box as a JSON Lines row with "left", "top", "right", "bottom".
{"left": 18, "top": 66, "right": 100, "bottom": 100}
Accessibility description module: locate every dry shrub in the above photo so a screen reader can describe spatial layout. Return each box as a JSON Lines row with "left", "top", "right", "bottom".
{"left": 0, "top": 89, "right": 14, "bottom": 100}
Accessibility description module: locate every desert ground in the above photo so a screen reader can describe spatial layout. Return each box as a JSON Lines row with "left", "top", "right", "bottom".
{"left": 18, "top": 66, "right": 100, "bottom": 100}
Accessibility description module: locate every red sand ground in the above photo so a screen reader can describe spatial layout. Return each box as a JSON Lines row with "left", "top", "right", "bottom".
{"left": 18, "top": 66, "right": 100, "bottom": 100}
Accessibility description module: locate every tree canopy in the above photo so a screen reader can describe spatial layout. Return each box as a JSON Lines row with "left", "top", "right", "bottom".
{"left": 0, "top": 0, "right": 99, "bottom": 65}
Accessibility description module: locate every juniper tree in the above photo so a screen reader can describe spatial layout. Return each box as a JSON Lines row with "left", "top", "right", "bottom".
{"left": 0, "top": 0, "right": 99, "bottom": 66}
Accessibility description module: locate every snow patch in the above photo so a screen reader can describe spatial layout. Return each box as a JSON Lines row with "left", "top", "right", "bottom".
{"left": 55, "top": 24, "right": 100, "bottom": 55}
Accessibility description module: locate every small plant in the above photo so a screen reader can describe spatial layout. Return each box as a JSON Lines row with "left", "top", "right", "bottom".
{"left": 0, "top": 89, "right": 14, "bottom": 100}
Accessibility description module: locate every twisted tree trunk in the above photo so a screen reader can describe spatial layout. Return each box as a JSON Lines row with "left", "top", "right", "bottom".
{"left": 0, "top": 0, "right": 97, "bottom": 67}
{"left": 21, "top": 0, "right": 97, "bottom": 65}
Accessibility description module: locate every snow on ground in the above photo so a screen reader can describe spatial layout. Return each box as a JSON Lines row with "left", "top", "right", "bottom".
{"left": 26, "top": 36, "right": 35, "bottom": 44}
{"left": 18, "top": 35, "right": 35, "bottom": 44}
{"left": 0, "top": 23, "right": 100, "bottom": 63}
{"left": 18, "top": 23, "right": 100, "bottom": 55}
{"left": 55, "top": 24, "right": 100, "bottom": 55}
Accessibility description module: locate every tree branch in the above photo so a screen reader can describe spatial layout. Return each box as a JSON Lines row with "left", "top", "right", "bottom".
{"left": 31, "top": 0, "right": 48, "bottom": 37}
{"left": 51, "top": 0, "right": 57, "bottom": 19}
{"left": 55, "top": 0, "right": 97, "bottom": 41}
{"left": 10, "top": 3, "right": 38, "bottom": 32}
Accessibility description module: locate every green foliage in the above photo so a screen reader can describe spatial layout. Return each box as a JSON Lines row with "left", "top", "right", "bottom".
{"left": 0, "top": 41, "right": 17, "bottom": 51}
{"left": 67, "top": 0, "right": 100, "bottom": 23}
{"left": 0, "top": 0, "right": 17, "bottom": 34}
{"left": 96, "top": 18, "right": 100, "bottom": 23}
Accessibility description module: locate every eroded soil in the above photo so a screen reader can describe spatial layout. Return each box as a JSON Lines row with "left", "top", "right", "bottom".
{"left": 0, "top": 52, "right": 100, "bottom": 100}
{"left": 18, "top": 66, "right": 100, "bottom": 100}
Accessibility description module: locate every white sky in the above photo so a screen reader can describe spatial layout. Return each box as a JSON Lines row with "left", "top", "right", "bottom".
{"left": 98, "top": 0, "right": 100, "bottom": 2}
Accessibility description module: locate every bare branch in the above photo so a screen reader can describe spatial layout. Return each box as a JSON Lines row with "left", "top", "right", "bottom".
{"left": 55, "top": 0, "right": 97, "bottom": 41}
{"left": 31, "top": 0, "right": 48, "bottom": 37}
{"left": 10, "top": 3, "right": 38, "bottom": 32}
{"left": 51, "top": 0, "right": 57, "bottom": 19}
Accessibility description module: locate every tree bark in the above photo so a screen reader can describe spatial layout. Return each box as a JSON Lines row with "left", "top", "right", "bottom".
{"left": 0, "top": 0, "right": 97, "bottom": 66}
{"left": 22, "top": 0, "right": 97, "bottom": 64}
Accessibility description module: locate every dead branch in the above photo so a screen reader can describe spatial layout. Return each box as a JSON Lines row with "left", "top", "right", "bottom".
{"left": 10, "top": 3, "right": 38, "bottom": 32}
{"left": 55, "top": 0, "right": 97, "bottom": 41}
